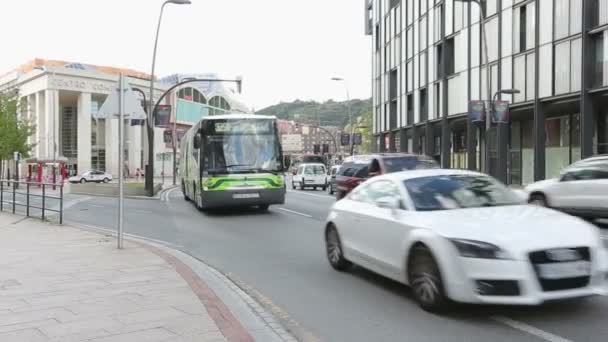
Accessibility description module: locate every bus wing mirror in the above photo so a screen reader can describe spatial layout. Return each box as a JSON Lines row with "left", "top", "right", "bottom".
{"left": 193, "top": 134, "right": 201, "bottom": 149}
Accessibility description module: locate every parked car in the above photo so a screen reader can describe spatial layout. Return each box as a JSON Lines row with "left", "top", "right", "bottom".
{"left": 69, "top": 170, "right": 112, "bottom": 184}
{"left": 327, "top": 165, "right": 341, "bottom": 195}
{"left": 324, "top": 169, "right": 608, "bottom": 312}
{"left": 292, "top": 163, "right": 328, "bottom": 190}
{"left": 526, "top": 155, "right": 608, "bottom": 219}
{"left": 334, "top": 153, "right": 438, "bottom": 200}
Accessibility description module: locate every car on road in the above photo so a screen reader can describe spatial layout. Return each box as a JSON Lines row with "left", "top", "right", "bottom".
{"left": 69, "top": 170, "right": 112, "bottom": 184}
{"left": 324, "top": 169, "right": 608, "bottom": 312}
{"left": 334, "top": 153, "right": 438, "bottom": 200}
{"left": 327, "top": 165, "right": 341, "bottom": 195}
{"left": 525, "top": 155, "right": 608, "bottom": 219}
{"left": 292, "top": 163, "right": 328, "bottom": 190}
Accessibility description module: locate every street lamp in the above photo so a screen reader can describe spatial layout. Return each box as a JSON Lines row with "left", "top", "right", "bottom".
{"left": 454, "top": 0, "right": 490, "bottom": 173}
{"left": 146, "top": 0, "right": 191, "bottom": 196}
{"left": 331, "top": 77, "right": 354, "bottom": 156}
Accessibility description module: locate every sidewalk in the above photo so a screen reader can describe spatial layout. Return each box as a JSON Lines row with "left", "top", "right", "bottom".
{"left": 0, "top": 214, "right": 288, "bottom": 342}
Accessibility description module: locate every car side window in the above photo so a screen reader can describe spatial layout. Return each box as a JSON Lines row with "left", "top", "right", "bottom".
{"left": 354, "top": 165, "right": 369, "bottom": 178}
{"left": 367, "top": 180, "right": 402, "bottom": 203}
{"left": 561, "top": 167, "right": 608, "bottom": 181}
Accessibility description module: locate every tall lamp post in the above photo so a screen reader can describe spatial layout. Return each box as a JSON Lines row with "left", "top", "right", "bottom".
{"left": 146, "top": 0, "right": 191, "bottom": 196}
{"left": 454, "top": 0, "right": 490, "bottom": 173}
{"left": 331, "top": 77, "right": 354, "bottom": 156}
{"left": 493, "top": 88, "right": 520, "bottom": 183}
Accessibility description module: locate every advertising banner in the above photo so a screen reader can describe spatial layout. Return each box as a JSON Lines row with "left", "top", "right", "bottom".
{"left": 492, "top": 100, "right": 510, "bottom": 123}
{"left": 469, "top": 100, "right": 485, "bottom": 123}
{"left": 154, "top": 105, "right": 172, "bottom": 127}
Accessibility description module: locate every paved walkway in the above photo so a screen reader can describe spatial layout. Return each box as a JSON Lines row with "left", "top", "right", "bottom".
{"left": 0, "top": 213, "right": 256, "bottom": 342}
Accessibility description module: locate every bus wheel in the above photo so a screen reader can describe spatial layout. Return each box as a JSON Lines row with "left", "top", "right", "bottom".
{"left": 182, "top": 181, "right": 190, "bottom": 202}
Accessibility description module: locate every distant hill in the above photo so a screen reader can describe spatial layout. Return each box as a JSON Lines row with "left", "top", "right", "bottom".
{"left": 256, "top": 99, "right": 371, "bottom": 127}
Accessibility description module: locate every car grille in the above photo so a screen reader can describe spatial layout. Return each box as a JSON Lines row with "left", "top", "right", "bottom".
{"left": 529, "top": 247, "right": 591, "bottom": 292}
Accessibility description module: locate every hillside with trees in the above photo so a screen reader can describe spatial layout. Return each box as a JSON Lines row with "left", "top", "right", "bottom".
{"left": 256, "top": 99, "right": 371, "bottom": 127}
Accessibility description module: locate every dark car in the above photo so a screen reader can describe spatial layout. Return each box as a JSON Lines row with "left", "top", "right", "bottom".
{"left": 334, "top": 153, "right": 439, "bottom": 199}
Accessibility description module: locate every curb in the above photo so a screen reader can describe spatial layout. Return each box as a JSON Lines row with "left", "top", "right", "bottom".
{"left": 67, "top": 221, "right": 297, "bottom": 342}
{"left": 69, "top": 185, "right": 179, "bottom": 201}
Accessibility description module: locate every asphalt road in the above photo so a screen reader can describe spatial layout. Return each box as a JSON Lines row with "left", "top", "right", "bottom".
{"left": 61, "top": 187, "right": 608, "bottom": 342}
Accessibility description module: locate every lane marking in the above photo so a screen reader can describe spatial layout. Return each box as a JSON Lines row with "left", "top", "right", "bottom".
{"left": 165, "top": 187, "right": 178, "bottom": 203}
{"left": 491, "top": 316, "right": 573, "bottom": 342}
{"left": 67, "top": 221, "right": 185, "bottom": 249}
{"left": 276, "top": 207, "right": 313, "bottom": 218}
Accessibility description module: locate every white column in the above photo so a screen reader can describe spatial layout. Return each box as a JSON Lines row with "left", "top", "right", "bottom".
{"left": 44, "top": 89, "right": 56, "bottom": 159}
{"left": 105, "top": 118, "right": 119, "bottom": 177}
{"left": 77, "top": 92, "right": 92, "bottom": 173}
{"left": 128, "top": 123, "right": 142, "bottom": 176}
{"left": 34, "top": 92, "right": 41, "bottom": 159}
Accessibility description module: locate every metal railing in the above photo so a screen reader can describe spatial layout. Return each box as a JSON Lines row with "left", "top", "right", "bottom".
{"left": 0, "top": 180, "right": 63, "bottom": 224}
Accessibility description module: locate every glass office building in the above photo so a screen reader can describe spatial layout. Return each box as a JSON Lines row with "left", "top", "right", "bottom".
{"left": 367, "top": 0, "right": 608, "bottom": 185}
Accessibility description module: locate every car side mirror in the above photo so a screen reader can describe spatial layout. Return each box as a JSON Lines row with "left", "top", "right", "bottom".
{"left": 193, "top": 133, "right": 201, "bottom": 149}
{"left": 375, "top": 196, "right": 400, "bottom": 210}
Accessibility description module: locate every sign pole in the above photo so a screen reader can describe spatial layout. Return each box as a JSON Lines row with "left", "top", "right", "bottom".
{"left": 118, "top": 73, "right": 124, "bottom": 249}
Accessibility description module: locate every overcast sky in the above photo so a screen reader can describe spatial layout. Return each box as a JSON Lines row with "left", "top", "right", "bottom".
{"left": 0, "top": 0, "right": 371, "bottom": 110}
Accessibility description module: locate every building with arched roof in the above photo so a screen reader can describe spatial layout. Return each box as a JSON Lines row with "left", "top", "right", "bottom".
{"left": 0, "top": 59, "right": 249, "bottom": 179}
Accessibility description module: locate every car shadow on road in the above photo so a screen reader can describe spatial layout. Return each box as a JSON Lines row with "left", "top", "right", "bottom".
{"left": 346, "top": 265, "right": 602, "bottom": 322}
{"left": 202, "top": 206, "right": 279, "bottom": 217}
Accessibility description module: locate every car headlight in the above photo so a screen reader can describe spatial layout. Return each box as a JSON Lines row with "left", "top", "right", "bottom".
{"left": 449, "top": 239, "right": 512, "bottom": 259}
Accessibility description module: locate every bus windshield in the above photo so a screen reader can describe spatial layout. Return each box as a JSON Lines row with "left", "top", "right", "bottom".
{"left": 203, "top": 119, "right": 282, "bottom": 174}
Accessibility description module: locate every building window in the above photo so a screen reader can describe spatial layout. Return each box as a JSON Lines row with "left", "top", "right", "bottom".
{"left": 390, "top": 69, "right": 398, "bottom": 100}
{"left": 554, "top": 38, "right": 582, "bottom": 95}
{"left": 390, "top": 100, "right": 398, "bottom": 129}
{"left": 434, "top": 83, "right": 440, "bottom": 119}
{"left": 445, "top": 37, "right": 455, "bottom": 76}
{"left": 593, "top": 32, "right": 606, "bottom": 88}
{"left": 420, "top": 88, "right": 428, "bottom": 122}
{"left": 514, "top": 2, "right": 535, "bottom": 54}
{"left": 592, "top": 0, "right": 608, "bottom": 28}
{"left": 407, "top": 94, "right": 414, "bottom": 125}
{"left": 437, "top": 43, "right": 444, "bottom": 78}
{"left": 555, "top": 0, "right": 583, "bottom": 40}
{"left": 178, "top": 87, "right": 206, "bottom": 104}
{"left": 208, "top": 96, "right": 231, "bottom": 116}
{"left": 375, "top": 24, "right": 380, "bottom": 51}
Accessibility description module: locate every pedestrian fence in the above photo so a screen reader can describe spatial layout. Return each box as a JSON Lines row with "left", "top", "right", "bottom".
{"left": 0, "top": 180, "right": 63, "bottom": 224}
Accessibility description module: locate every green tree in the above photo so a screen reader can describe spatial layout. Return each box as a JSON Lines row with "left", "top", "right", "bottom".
{"left": 0, "top": 93, "right": 36, "bottom": 177}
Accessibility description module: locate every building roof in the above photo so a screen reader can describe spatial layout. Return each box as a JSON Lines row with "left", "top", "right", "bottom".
{"left": 1, "top": 58, "right": 152, "bottom": 80}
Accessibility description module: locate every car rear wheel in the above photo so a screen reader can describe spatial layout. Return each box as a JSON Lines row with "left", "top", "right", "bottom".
{"left": 529, "top": 193, "right": 548, "bottom": 207}
{"left": 325, "top": 225, "right": 352, "bottom": 271}
{"left": 327, "top": 184, "right": 334, "bottom": 195}
{"left": 103, "top": 178, "right": 110, "bottom": 183}
{"left": 408, "top": 245, "right": 448, "bottom": 312}
{"left": 80, "top": 178, "right": 86, "bottom": 184}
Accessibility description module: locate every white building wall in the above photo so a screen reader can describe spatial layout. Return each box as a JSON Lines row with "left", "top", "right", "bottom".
{"left": 77, "top": 92, "right": 92, "bottom": 173}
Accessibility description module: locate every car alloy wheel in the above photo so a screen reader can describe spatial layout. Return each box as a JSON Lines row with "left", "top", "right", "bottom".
{"left": 80, "top": 179, "right": 86, "bottom": 184}
{"left": 103, "top": 178, "right": 109, "bottom": 183}
{"left": 408, "top": 245, "right": 447, "bottom": 312}
{"left": 325, "top": 225, "right": 352, "bottom": 271}
{"left": 529, "top": 193, "right": 548, "bottom": 207}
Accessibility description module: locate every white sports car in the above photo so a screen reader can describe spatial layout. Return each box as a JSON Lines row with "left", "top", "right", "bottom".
{"left": 324, "top": 169, "right": 608, "bottom": 312}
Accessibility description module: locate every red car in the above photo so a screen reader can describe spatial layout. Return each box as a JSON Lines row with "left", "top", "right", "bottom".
{"left": 334, "top": 153, "right": 439, "bottom": 199}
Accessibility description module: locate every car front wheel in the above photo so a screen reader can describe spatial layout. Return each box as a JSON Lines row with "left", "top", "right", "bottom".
{"left": 103, "top": 178, "right": 110, "bottom": 183}
{"left": 529, "top": 193, "right": 548, "bottom": 207}
{"left": 408, "top": 245, "right": 448, "bottom": 312}
{"left": 325, "top": 225, "right": 352, "bottom": 271}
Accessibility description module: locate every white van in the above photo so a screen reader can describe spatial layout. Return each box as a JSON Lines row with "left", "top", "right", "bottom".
{"left": 292, "top": 163, "right": 328, "bottom": 191}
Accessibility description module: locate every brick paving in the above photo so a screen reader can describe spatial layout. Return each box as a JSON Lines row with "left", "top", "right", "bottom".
{"left": 0, "top": 213, "right": 252, "bottom": 342}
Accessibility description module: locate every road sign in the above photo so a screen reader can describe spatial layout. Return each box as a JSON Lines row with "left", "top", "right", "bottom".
{"left": 154, "top": 105, "right": 172, "bottom": 127}
{"left": 492, "top": 100, "right": 510, "bottom": 123}
{"left": 96, "top": 77, "right": 147, "bottom": 120}
{"left": 340, "top": 133, "right": 350, "bottom": 146}
{"left": 353, "top": 133, "right": 363, "bottom": 145}
{"left": 469, "top": 100, "right": 485, "bottom": 123}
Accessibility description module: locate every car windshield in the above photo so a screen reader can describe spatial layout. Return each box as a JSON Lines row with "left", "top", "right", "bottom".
{"left": 404, "top": 174, "right": 521, "bottom": 211}
{"left": 383, "top": 157, "right": 439, "bottom": 173}
{"left": 305, "top": 165, "right": 325, "bottom": 175}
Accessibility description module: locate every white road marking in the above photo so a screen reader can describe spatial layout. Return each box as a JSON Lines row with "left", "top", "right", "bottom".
{"left": 491, "top": 316, "right": 573, "bottom": 342}
{"left": 276, "top": 207, "right": 313, "bottom": 218}
{"left": 68, "top": 221, "right": 184, "bottom": 249}
{"left": 287, "top": 189, "right": 334, "bottom": 200}
{"left": 165, "top": 187, "right": 178, "bottom": 203}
